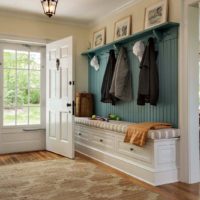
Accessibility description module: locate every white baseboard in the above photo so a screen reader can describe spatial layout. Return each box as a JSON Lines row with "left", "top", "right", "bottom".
{"left": 76, "top": 143, "right": 178, "bottom": 186}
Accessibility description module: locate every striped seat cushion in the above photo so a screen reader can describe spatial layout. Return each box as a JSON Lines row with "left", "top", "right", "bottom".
{"left": 75, "top": 117, "right": 180, "bottom": 139}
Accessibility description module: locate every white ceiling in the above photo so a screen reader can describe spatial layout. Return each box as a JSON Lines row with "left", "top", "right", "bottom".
{"left": 0, "top": 0, "right": 136, "bottom": 24}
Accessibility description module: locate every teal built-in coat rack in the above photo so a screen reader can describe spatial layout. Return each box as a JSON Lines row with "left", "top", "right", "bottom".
{"left": 82, "top": 22, "right": 179, "bottom": 57}
{"left": 81, "top": 22, "right": 180, "bottom": 128}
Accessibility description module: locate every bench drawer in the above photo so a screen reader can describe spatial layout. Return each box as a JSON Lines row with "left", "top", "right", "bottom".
{"left": 116, "top": 136, "right": 153, "bottom": 163}
{"left": 90, "top": 132, "right": 115, "bottom": 151}
{"left": 75, "top": 126, "right": 90, "bottom": 144}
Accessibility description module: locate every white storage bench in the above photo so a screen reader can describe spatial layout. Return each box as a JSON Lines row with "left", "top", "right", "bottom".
{"left": 74, "top": 117, "right": 180, "bottom": 186}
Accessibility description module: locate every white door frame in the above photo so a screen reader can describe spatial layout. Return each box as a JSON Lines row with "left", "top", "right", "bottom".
{"left": 179, "top": 0, "right": 200, "bottom": 183}
{"left": 0, "top": 39, "right": 46, "bottom": 154}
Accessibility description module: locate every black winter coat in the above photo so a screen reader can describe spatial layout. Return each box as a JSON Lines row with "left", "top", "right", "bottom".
{"left": 101, "top": 49, "right": 118, "bottom": 105}
{"left": 137, "top": 37, "right": 159, "bottom": 106}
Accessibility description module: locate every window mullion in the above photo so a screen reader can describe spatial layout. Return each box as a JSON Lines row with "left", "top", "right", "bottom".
{"left": 28, "top": 51, "right": 30, "bottom": 125}
{"left": 0, "top": 47, "right": 4, "bottom": 127}
{"left": 15, "top": 50, "right": 17, "bottom": 126}
{"left": 40, "top": 50, "right": 42, "bottom": 125}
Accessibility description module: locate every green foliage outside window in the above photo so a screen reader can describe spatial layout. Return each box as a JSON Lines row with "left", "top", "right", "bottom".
{"left": 3, "top": 51, "right": 40, "bottom": 108}
{"left": 3, "top": 50, "right": 41, "bottom": 126}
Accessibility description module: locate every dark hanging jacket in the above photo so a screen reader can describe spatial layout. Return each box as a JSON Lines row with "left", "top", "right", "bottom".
{"left": 137, "top": 37, "right": 159, "bottom": 106}
{"left": 109, "top": 47, "right": 132, "bottom": 101}
{"left": 101, "top": 49, "right": 118, "bottom": 105}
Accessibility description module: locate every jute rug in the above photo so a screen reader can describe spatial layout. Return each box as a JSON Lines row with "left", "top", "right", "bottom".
{"left": 0, "top": 156, "right": 166, "bottom": 200}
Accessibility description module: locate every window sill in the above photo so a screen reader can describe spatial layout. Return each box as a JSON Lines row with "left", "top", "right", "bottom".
{"left": 23, "top": 128, "right": 46, "bottom": 132}
{"left": 2, "top": 124, "right": 43, "bottom": 129}
{"left": 0, "top": 125, "right": 46, "bottom": 134}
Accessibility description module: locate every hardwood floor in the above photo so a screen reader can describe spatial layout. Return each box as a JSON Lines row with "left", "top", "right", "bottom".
{"left": 0, "top": 151, "right": 62, "bottom": 165}
{"left": 0, "top": 151, "right": 199, "bottom": 200}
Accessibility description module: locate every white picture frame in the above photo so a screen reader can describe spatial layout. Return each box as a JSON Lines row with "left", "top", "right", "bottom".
{"left": 144, "top": 0, "right": 168, "bottom": 29}
{"left": 113, "top": 16, "right": 132, "bottom": 41}
{"left": 92, "top": 28, "right": 106, "bottom": 48}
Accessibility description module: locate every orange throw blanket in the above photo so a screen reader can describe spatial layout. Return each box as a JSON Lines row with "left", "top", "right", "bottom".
{"left": 124, "top": 122, "right": 172, "bottom": 147}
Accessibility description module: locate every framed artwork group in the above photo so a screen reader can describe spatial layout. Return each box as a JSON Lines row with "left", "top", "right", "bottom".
{"left": 92, "top": 0, "right": 168, "bottom": 49}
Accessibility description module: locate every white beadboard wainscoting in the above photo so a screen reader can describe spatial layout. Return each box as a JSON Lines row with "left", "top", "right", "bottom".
{"left": 0, "top": 130, "right": 45, "bottom": 154}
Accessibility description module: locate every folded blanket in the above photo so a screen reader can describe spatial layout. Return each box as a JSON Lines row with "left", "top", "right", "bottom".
{"left": 124, "top": 122, "right": 172, "bottom": 147}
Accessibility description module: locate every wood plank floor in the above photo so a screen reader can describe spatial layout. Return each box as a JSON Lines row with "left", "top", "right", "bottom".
{"left": 0, "top": 151, "right": 62, "bottom": 165}
{"left": 0, "top": 151, "right": 199, "bottom": 200}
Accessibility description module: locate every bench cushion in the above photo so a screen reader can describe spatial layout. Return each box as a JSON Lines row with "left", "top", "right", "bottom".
{"left": 75, "top": 117, "right": 180, "bottom": 140}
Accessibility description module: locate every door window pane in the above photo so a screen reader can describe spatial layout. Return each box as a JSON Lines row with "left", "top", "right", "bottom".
{"left": 17, "top": 107, "right": 28, "bottom": 125}
{"left": 4, "top": 69, "right": 16, "bottom": 89}
{"left": 17, "top": 89, "right": 28, "bottom": 107}
{"left": 17, "top": 51, "right": 28, "bottom": 69}
{"left": 4, "top": 87, "right": 15, "bottom": 107}
{"left": 3, "top": 50, "right": 16, "bottom": 68}
{"left": 29, "top": 107, "right": 40, "bottom": 125}
{"left": 17, "top": 70, "right": 28, "bottom": 89}
{"left": 30, "top": 71, "right": 40, "bottom": 89}
{"left": 30, "top": 52, "right": 41, "bottom": 70}
{"left": 30, "top": 89, "right": 40, "bottom": 106}
{"left": 3, "top": 108, "right": 15, "bottom": 126}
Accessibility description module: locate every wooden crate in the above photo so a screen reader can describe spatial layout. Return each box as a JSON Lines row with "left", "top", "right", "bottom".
{"left": 75, "top": 93, "right": 93, "bottom": 117}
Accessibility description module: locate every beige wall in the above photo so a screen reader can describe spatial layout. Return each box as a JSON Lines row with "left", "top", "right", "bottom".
{"left": 0, "top": 15, "right": 90, "bottom": 92}
{"left": 89, "top": 0, "right": 181, "bottom": 44}
{"left": 0, "top": 0, "right": 181, "bottom": 91}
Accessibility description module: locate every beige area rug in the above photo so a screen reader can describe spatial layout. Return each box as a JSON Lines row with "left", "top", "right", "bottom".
{"left": 0, "top": 157, "right": 166, "bottom": 200}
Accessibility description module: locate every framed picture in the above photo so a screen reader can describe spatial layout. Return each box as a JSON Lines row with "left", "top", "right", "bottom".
{"left": 92, "top": 28, "right": 106, "bottom": 48}
{"left": 144, "top": 0, "right": 168, "bottom": 29}
{"left": 113, "top": 16, "right": 132, "bottom": 41}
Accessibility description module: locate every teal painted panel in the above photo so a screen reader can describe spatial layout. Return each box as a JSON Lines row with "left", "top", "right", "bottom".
{"left": 88, "top": 27, "right": 179, "bottom": 128}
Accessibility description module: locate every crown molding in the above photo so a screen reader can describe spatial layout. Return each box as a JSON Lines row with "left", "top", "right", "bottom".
{"left": 89, "top": 0, "right": 143, "bottom": 27}
{"left": 0, "top": 8, "right": 90, "bottom": 28}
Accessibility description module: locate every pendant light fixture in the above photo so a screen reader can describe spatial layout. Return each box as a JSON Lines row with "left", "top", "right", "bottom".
{"left": 41, "top": 0, "right": 58, "bottom": 18}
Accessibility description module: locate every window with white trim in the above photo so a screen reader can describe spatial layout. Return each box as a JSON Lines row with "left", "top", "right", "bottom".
{"left": 0, "top": 43, "right": 45, "bottom": 127}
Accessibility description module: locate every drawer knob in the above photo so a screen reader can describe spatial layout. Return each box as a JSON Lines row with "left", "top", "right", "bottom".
{"left": 79, "top": 133, "right": 82, "bottom": 136}
{"left": 130, "top": 148, "right": 134, "bottom": 151}
{"left": 100, "top": 139, "right": 103, "bottom": 142}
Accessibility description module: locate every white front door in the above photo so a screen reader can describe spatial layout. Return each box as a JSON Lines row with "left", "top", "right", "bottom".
{"left": 46, "top": 37, "right": 75, "bottom": 158}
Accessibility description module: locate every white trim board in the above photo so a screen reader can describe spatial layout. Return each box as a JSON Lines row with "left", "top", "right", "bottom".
{"left": 0, "top": 40, "right": 47, "bottom": 154}
{"left": 179, "top": 0, "right": 200, "bottom": 183}
{"left": 75, "top": 143, "right": 179, "bottom": 186}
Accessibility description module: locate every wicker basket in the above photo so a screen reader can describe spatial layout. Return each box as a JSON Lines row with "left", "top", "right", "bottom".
{"left": 75, "top": 93, "right": 93, "bottom": 117}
